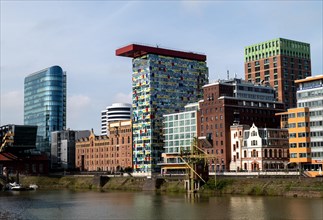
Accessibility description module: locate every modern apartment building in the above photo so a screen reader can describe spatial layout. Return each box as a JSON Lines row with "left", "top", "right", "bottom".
{"left": 24, "top": 66, "right": 66, "bottom": 154}
{"left": 116, "top": 44, "right": 208, "bottom": 174}
{"left": 0, "top": 124, "right": 49, "bottom": 175}
{"left": 0, "top": 124, "right": 37, "bottom": 152}
{"left": 51, "top": 130, "right": 90, "bottom": 170}
{"left": 230, "top": 123, "right": 289, "bottom": 172}
{"left": 244, "top": 38, "right": 311, "bottom": 109}
{"left": 75, "top": 120, "right": 132, "bottom": 172}
{"left": 277, "top": 75, "right": 323, "bottom": 176}
{"left": 199, "top": 78, "right": 284, "bottom": 172}
{"left": 101, "top": 103, "right": 132, "bottom": 135}
{"left": 160, "top": 103, "right": 199, "bottom": 174}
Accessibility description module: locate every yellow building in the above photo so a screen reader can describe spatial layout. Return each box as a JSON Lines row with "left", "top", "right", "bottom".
{"left": 277, "top": 75, "right": 323, "bottom": 177}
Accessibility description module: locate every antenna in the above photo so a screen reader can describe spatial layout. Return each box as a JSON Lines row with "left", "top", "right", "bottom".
{"left": 227, "top": 70, "right": 229, "bottom": 80}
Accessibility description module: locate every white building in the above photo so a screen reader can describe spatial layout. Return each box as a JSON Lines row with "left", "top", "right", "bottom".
{"left": 101, "top": 103, "right": 132, "bottom": 135}
{"left": 230, "top": 123, "right": 289, "bottom": 171}
{"left": 296, "top": 75, "right": 323, "bottom": 171}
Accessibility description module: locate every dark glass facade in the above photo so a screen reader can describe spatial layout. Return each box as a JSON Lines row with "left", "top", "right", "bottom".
{"left": 0, "top": 124, "right": 37, "bottom": 151}
{"left": 24, "top": 66, "right": 66, "bottom": 154}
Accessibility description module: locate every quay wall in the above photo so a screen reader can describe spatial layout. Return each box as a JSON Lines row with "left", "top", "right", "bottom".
{"left": 3, "top": 175, "right": 323, "bottom": 198}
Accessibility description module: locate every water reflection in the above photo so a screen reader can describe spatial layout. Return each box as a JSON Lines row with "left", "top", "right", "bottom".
{"left": 0, "top": 190, "right": 322, "bottom": 220}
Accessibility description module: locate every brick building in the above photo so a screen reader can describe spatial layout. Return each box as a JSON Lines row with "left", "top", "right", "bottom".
{"left": 198, "top": 78, "right": 285, "bottom": 172}
{"left": 244, "top": 38, "right": 311, "bottom": 109}
{"left": 75, "top": 120, "right": 132, "bottom": 172}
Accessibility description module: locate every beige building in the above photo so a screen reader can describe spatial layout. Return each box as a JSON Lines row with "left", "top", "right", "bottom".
{"left": 75, "top": 120, "right": 132, "bottom": 172}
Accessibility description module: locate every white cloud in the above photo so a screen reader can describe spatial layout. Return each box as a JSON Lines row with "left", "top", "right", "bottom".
{"left": 68, "top": 94, "right": 91, "bottom": 109}
{"left": 180, "top": 0, "right": 209, "bottom": 15}
{"left": 113, "top": 92, "right": 132, "bottom": 104}
{"left": 1, "top": 1, "right": 322, "bottom": 132}
{"left": 67, "top": 94, "right": 93, "bottom": 130}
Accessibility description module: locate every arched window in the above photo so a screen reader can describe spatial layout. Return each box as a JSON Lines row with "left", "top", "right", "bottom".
{"left": 269, "top": 149, "right": 273, "bottom": 157}
{"left": 279, "top": 149, "right": 282, "bottom": 158}
{"left": 128, "top": 136, "right": 130, "bottom": 144}
{"left": 122, "top": 137, "right": 124, "bottom": 144}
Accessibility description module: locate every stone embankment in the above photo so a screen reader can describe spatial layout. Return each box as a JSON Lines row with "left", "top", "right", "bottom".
{"left": 3, "top": 175, "right": 323, "bottom": 198}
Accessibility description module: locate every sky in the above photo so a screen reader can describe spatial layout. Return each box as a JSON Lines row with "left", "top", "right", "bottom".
{"left": 1, "top": 1, "right": 322, "bottom": 133}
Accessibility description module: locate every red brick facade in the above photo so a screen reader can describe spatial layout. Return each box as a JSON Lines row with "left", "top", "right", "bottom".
{"left": 244, "top": 54, "right": 311, "bottom": 109}
{"left": 198, "top": 82, "right": 284, "bottom": 172}
{"left": 75, "top": 120, "right": 132, "bottom": 172}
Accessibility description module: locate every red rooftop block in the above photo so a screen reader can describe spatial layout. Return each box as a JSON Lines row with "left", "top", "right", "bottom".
{"left": 116, "top": 44, "right": 206, "bottom": 61}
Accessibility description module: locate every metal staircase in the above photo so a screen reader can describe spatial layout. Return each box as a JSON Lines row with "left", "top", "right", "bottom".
{"left": 0, "top": 131, "right": 14, "bottom": 152}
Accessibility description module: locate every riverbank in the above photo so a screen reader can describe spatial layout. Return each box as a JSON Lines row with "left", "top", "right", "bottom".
{"left": 6, "top": 175, "right": 323, "bottom": 198}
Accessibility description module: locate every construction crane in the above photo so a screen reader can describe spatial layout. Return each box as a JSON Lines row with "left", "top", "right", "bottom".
{"left": 179, "top": 138, "right": 218, "bottom": 192}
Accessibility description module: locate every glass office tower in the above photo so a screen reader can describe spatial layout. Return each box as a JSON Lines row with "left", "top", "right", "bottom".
{"left": 24, "top": 65, "right": 66, "bottom": 154}
{"left": 116, "top": 44, "right": 208, "bottom": 174}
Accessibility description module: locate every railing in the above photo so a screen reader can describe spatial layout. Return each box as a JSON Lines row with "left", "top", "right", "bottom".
{"left": 209, "top": 170, "right": 300, "bottom": 176}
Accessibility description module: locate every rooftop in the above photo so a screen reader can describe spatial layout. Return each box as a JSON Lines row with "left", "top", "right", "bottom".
{"left": 116, "top": 44, "right": 206, "bottom": 61}
{"left": 295, "top": 75, "right": 323, "bottom": 84}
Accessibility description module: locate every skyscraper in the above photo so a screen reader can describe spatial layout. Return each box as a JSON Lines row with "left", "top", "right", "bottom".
{"left": 244, "top": 38, "right": 311, "bottom": 109}
{"left": 116, "top": 44, "right": 208, "bottom": 174}
{"left": 101, "top": 103, "right": 132, "bottom": 135}
{"left": 24, "top": 65, "right": 66, "bottom": 154}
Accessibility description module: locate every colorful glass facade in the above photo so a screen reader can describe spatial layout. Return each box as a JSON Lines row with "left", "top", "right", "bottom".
{"left": 117, "top": 44, "right": 208, "bottom": 174}
{"left": 24, "top": 66, "right": 66, "bottom": 154}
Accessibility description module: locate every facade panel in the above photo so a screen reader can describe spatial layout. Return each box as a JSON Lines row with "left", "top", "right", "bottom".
{"left": 117, "top": 44, "right": 208, "bottom": 174}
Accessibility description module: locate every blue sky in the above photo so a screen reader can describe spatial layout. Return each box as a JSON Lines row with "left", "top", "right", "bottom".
{"left": 1, "top": 1, "right": 322, "bottom": 133}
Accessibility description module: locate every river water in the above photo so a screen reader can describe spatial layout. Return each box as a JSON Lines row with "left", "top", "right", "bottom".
{"left": 0, "top": 190, "right": 322, "bottom": 220}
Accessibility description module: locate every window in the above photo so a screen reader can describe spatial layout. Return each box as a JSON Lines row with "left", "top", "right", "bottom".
{"left": 251, "top": 140, "right": 258, "bottom": 146}
{"left": 289, "top": 133, "right": 296, "bottom": 138}
{"left": 289, "top": 143, "right": 297, "bottom": 148}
